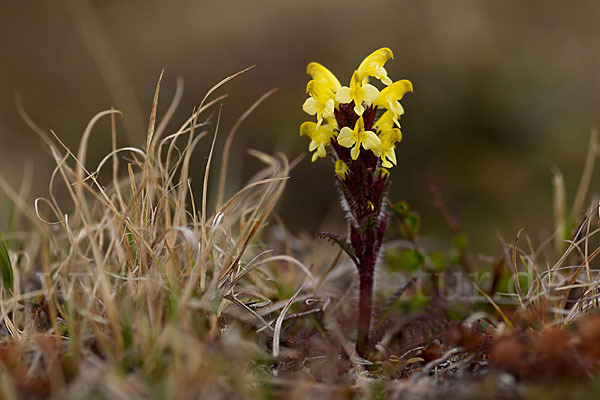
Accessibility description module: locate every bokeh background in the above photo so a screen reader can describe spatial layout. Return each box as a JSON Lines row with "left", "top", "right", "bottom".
{"left": 1, "top": 0, "right": 600, "bottom": 254}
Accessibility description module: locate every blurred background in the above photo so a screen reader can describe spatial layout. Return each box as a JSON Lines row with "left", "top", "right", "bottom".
{"left": 1, "top": 0, "right": 600, "bottom": 255}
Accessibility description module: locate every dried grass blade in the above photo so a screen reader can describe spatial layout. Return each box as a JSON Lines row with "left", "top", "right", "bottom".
{"left": 273, "top": 282, "right": 307, "bottom": 358}
{"left": 146, "top": 70, "right": 164, "bottom": 164}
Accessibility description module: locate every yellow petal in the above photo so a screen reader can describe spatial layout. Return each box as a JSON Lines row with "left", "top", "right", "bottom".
{"left": 351, "top": 144, "right": 360, "bottom": 160}
{"left": 387, "top": 100, "right": 404, "bottom": 128}
{"left": 325, "top": 117, "right": 338, "bottom": 131}
{"left": 387, "top": 148, "right": 397, "bottom": 165}
{"left": 373, "top": 111, "right": 395, "bottom": 131}
{"left": 302, "top": 97, "right": 317, "bottom": 115}
{"left": 316, "top": 114, "right": 324, "bottom": 129}
{"left": 337, "top": 127, "right": 355, "bottom": 148}
{"left": 362, "top": 84, "right": 380, "bottom": 102}
{"left": 349, "top": 70, "right": 362, "bottom": 92}
{"left": 390, "top": 100, "right": 405, "bottom": 117}
{"left": 306, "top": 80, "right": 335, "bottom": 103}
{"left": 355, "top": 116, "right": 365, "bottom": 132}
{"left": 379, "top": 66, "right": 393, "bottom": 86}
{"left": 299, "top": 121, "right": 317, "bottom": 136}
{"left": 375, "top": 80, "right": 413, "bottom": 106}
{"left": 307, "top": 62, "right": 341, "bottom": 91}
{"left": 335, "top": 86, "right": 352, "bottom": 104}
{"left": 354, "top": 103, "right": 365, "bottom": 116}
{"left": 301, "top": 121, "right": 335, "bottom": 142}
{"left": 363, "top": 130, "right": 382, "bottom": 153}
{"left": 315, "top": 144, "right": 327, "bottom": 159}
{"left": 323, "top": 99, "right": 335, "bottom": 119}
{"left": 380, "top": 128, "right": 402, "bottom": 145}
{"left": 313, "top": 124, "right": 335, "bottom": 144}
{"left": 392, "top": 128, "right": 402, "bottom": 143}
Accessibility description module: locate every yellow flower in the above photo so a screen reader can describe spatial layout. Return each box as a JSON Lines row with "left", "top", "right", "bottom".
{"left": 302, "top": 80, "right": 336, "bottom": 128}
{"left": 373, "top": 80, "right": 413, "bottom": 128}
{"left": 374, "top": 110, "right": 403, "bottom": 168}
{"left": 337, "top": 116, "right": 381, "bottom": 160}
{"left": 335, "top": 71, "right": 380, "bottom": 116}
{"left": 307, "top": 62, "right": 341, "bottom": 92}
{"left": 335, "top": 159, "right": 349, "bottom": 179}
{"left": 357, "top": 47, "right": 394, "bottom": 85}
{"left": 373, "top": 110, "right": 396, "bottom": 131}
{"left": 378, "top": 128, "right": 402, "bottom": 168}
{"left": 300, "top": 120, "right": 336, "bottom": 162}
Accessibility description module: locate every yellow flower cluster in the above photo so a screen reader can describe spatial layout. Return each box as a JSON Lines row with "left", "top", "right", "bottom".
{"left": 300, "top": 48, "right": 413, "bottom": 172}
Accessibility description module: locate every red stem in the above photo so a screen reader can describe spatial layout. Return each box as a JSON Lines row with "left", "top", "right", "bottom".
{"left": 356, "top": 254, "right": 375, "bottom": 357}
{"left": 332, "top": 104, "right": 389, "bottom": 358}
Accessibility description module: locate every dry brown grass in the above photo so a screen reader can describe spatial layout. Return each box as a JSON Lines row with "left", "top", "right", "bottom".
{"left": 0, "top": 70, "right": 325, "bottom": 399}
{"left": 2, "top": 72, "right": 600, "bottom": 399}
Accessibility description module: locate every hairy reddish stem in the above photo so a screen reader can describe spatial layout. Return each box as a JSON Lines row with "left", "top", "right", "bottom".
{"left": 356, "top": 248, "right": 375, "bottom": 357}
{"left": 330, "top": 104, "right": 389, "bottom": 358}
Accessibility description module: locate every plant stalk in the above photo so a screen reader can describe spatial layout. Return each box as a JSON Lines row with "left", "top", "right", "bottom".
{"left": 356, "top": 252, "right": 375, "bottom": 357}
{"left": 329, "top": 104, "right": 390, "bottom": 358}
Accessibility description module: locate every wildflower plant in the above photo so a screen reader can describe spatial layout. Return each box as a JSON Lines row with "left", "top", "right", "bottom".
{"left": 300, "top": 48, "right": 413, "bottom": 357}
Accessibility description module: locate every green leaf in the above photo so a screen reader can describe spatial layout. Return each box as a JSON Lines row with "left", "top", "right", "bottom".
{"left": 0, "top": 232, "right": 14, "bottom": 294}
{"left": 400, "top": 211, "right": 420, "bottom": 237}
{"left": 389, "top": 249, "right": 424, "bottom": 272}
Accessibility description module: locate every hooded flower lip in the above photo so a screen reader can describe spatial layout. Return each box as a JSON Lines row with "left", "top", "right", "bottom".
{"left": 335, "top": 71, "right": 380, "bottom": 116}
{"left": 307, "top": 62, "right": 341, "bottom": 92}
{"left": 378, "top": 127, "right": 402, "bottom": 168}
{"left": 300, "top": 120, "right": 336, "bottom": 162}
{"left": 356, "top": 47, "right": 394, "bottom": 85}
{"left": 373, "top": 79, "right": 413, "bottom": 128}
{"left": 337, "top": 115, "right": 381, "bottom": 160}
{"left": 373, "top": 110, "right": 396, "bottom": 131}
{"left": 303, "top": 80, "right": 336, "bottom": 128}
{"left": 374, "top": 110, "right": 403, "bottom": 167}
